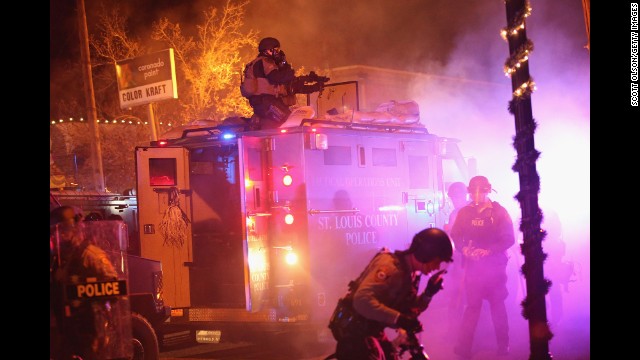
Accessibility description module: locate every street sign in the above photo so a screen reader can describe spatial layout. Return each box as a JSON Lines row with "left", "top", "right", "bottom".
{"left": 115, "top": 49, "right": 178, "bottom": 109}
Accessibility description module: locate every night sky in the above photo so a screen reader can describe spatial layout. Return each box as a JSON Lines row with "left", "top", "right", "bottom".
{"left": 50, "top": 0, "right": 588, "bottom": 77}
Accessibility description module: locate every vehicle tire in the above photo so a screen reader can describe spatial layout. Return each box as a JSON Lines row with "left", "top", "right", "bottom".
{"left": 131, "top": 312, "right": 160, "bottom": 360}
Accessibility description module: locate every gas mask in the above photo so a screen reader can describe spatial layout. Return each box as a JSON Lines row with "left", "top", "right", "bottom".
{"left": 469, "top": 187, "right": 489, "bottom": 206}
{"left": 272, "top": 49, "right": 287, "bottom": 67}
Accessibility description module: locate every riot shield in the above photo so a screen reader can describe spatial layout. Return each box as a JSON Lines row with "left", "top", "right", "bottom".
{"left": 50, "top": 220, "right": 133, "bottom": 360}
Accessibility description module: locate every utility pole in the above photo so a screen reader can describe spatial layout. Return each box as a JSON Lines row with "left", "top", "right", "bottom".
{"left": 502, "top": 1, "right": 552, "bottom": 359}
{"left": 76, "top": 0, "right": 105, "bottom": 192}
{"left": 581, "top": 0, "right": 590, "bottom": 52}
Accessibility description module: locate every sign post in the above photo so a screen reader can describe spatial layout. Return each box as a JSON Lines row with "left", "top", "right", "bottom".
{"left": 116, "top": 49, "right": 178, "bottom": 140}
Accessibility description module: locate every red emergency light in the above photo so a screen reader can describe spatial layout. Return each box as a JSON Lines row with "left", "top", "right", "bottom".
{"left": 284, "top": 213, "right": 294, "bottom": 225}
{"left": 282, "top": 174, "right": 293, "bottom": 186}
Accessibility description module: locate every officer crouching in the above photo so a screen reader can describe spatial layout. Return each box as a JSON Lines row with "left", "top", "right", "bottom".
{"left": 328, "top": 228, "right": 454, "bottom": 360}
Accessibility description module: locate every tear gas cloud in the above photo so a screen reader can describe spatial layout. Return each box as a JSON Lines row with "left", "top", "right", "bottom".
{"left": 240, "top": 0, "right": 590, "bottom": 357}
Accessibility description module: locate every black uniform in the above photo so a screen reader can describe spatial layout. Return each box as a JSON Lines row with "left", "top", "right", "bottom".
{"left": 334, "top": 249, "right": 432, "bottom": 360}
{"left": 450, "top": 200, "right": 515, "bottom": 356}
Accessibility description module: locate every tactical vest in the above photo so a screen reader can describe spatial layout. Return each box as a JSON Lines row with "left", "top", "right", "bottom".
{"left": 240, "top": 57, "right": 286, "bottom": 98}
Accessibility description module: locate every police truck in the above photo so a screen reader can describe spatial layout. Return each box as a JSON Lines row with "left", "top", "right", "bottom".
{"left": 132, "top": 81, "right": 474, "bottom": 354}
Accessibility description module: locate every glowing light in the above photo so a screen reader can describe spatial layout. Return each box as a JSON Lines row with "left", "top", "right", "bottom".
{"left": 500, "top": 1, "right": 532, "bottom": 40}
{"left": 280, "top": 129, "right": 287, "bottom": 133}
{"left": 512, "top": 79, "right": 537, "bottom": 98}
{"left": 248, "top": 249, "right": 268, "bottom": 272}
{"left": 285, "top": 251, "right": 298, "bottom": 265}
{"left": 222, "top": 133, "right": 236, "bottom": 140}
{"left": 284, "top": 213, "right": 294, "bottom": 225}
{"left": 502, "top": 39, "right": 534, "bottom": 77}
{"left": 378, "top": 205, "right": 404, "bottom": 212}
{"left": 282, "top": 174, "right": 293, "bottom": 186}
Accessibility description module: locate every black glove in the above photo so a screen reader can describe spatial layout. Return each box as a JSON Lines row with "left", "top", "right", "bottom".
{"left": 396, "top": 314, "right": 423, "bottom": 333}
{"left": 424, "top": 269, "right": 447, "bottom": 297}
{"left": 278, "top": 62, "right": 292, "bottom": 71}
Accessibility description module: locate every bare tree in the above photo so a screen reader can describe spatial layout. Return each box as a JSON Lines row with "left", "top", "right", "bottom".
{"left": 89, "top": 3, "right": 148, "bottom": 121}
{"left": 151, "top": 0, "right": 257, "bottom": 121}
{"left": 51, "top": 0, "right": 261, "bottom": 193}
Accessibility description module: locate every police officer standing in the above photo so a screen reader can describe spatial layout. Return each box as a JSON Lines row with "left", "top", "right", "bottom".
{"left": 450, "top": 176, "right": 515, "bottom": 358}
{"left": 240, "top": 37, "right": 327, "bottom": 129}
{"left": 328, "top": 228, "right": 455, "bottom": 360}
{"left": 50, "top": 206, "right": 128, "bottom": 360}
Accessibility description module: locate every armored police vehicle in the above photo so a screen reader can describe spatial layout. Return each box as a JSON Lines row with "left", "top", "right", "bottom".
{"left": 133, "top": 81, "right": 474, "bottom": 351}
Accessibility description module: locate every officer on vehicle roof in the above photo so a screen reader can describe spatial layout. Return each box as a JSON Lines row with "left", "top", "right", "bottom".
{"left": 240, "top": 37, "right": 328, "bottom": 129}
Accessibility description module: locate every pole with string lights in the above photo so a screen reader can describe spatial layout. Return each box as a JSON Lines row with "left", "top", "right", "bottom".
{"left": 502, "top": 1, "right": 553, "bottom": 359}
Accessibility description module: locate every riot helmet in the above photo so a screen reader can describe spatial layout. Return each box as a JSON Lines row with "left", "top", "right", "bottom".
{"left": 447, "top": 181, "right": 468, "bottom": 208}
{"left": 448, "top": 181, "right": 467, "bottom": 198}
{"left": 84, "top": 212, "right": 104, "bottom": 221}
{"left": 409, "top": 228, "right": 454, "bottom": 263}
{"left": 467, "top": 176, "right": 491, "bottom": 193}
{"left": 259, "top": 37, "right": 280, "bottom": 52}
{"left": 50, "top": 205, "right": 82, "bottom": 227}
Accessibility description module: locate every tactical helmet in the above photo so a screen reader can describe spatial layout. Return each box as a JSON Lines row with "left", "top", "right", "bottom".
{"left": 409, "top": 228, "right": 454, "bottom": 263}
{"left": 50, "top": 205, "right": 81, "bottom": 227}
{"left": 447, "top": 181, "right": 467, "bottom": 197}
{"left": 258, "top": 37, "right": 280, "bottom": 52}
{"left": 84, "top": 212, "right": 104, "bottom": 221}
{"left": 468, "top": 175, "right": 491, "bottom": 193}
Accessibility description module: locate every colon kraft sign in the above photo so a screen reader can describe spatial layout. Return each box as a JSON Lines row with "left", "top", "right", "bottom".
{"left": 115, "top": 49, "right": 178, "bottom": 109}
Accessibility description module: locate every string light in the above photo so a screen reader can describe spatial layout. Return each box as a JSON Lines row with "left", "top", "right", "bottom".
{"left": 503, "top": 39, "right": 534, "bottom": 76}
{"left": 501, "top": 0, "right": 536, "bottom": 100}
{"left": 50, "top": 117, "right": 173, "bottom": 126}
{"left": 499, "top": 0, "right": 532, "bottom": 40}
{"left": 512, "top": 78, "right": 537, "bottom": 98}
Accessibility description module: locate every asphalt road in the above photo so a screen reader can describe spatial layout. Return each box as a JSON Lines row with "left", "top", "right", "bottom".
{"left": 159, "top": 341, "right": 333, "bottom": 360}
